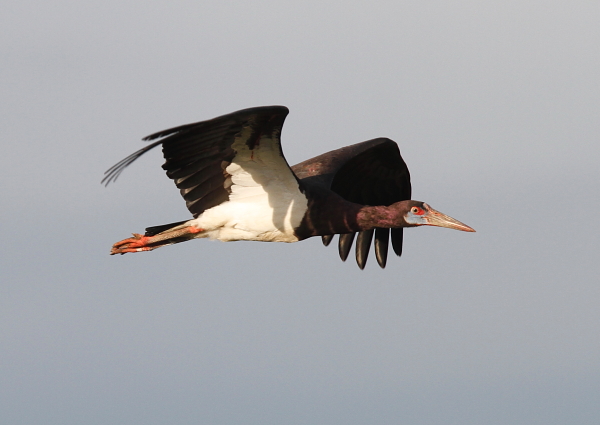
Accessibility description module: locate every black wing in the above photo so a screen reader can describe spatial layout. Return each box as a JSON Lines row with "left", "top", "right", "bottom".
{"left": 103, "top": 106, "right": 294, "bottom": 218}
{"left": 291, "top": 138, "right": 411, "bottom": 269}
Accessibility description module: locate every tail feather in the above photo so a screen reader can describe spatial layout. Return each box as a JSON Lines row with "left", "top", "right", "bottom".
{"left": 145, "top": 220, "right": 188, "bottom": 236}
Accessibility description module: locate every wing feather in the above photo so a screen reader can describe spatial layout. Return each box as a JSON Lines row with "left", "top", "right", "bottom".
{"left": 103, "top": 106, "right": 297, "bottom": 218}
{"left": 292, "top": 138, "right": 411, "bottom": 268}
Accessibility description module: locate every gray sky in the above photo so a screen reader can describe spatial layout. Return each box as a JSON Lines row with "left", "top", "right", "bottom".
{"left": 1, "top": 1, "right": 599, "bottom": 424}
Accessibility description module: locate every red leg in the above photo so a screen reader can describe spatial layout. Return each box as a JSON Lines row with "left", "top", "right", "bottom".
{"left": 111, "top": 226, "right": 204, "bottom": 255}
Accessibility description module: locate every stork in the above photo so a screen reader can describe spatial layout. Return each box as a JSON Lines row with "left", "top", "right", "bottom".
{"left": 103, "top": 106, "right": 474, "bottom": 269}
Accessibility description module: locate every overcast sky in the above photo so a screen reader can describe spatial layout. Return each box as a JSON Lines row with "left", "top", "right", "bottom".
{"left": 1, "top": 1, "right": 599, "bottom": 424}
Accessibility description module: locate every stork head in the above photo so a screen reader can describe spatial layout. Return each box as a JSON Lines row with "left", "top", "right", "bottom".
{"left": 401, "top": 201, "right": 475, "bottom": 232}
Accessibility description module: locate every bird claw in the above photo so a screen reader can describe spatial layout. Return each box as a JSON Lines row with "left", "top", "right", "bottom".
{"left": 110, "top": 233, "right": 154, "bottom": 255}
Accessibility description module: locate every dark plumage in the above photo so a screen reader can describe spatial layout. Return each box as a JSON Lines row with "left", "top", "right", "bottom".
{"left": 104, "top": 106, "right": 474, "bottom": 269}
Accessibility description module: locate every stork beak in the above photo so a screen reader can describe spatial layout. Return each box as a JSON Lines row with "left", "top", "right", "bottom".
{"left": 424, "top": 204, "right": 475, "bottom": 232}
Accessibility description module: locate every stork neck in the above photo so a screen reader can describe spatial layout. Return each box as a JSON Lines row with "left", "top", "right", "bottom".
{"left": 356, "top": 205, "right": 398, "bottom": 230}
{"left": 293, "top": 186, "right": 404, "bottom": 240}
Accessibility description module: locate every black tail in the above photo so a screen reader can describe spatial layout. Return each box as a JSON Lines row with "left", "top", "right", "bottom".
{"left": 144, "top": 220, "right": 188, "bottom": 236}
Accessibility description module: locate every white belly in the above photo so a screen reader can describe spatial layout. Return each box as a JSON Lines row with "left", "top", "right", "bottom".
{"left": 190, "top": 197, "right": 305, "bottom": 242}
{"left": 189, "top": 134, "right": 309, "bottom": 242}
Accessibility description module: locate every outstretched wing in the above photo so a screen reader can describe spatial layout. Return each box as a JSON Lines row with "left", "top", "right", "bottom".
{"left": 291, "top": 138, "right": 411, "bottom": 269}
{"left": 103, "top": 106, "right": 300, "bottom": 218}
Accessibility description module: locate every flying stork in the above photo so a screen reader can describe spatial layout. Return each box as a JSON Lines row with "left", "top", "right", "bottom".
{"left": 103, "top": 106, "right": 474, "bottom": 269}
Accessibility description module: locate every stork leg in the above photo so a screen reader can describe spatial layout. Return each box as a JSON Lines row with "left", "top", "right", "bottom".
{"left": 111, "top": 225, "right": 203, "bottom": 255}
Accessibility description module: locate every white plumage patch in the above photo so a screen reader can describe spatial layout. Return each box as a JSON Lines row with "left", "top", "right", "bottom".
{"left": 189, "top": 125, "right": 308, "bottom": 242}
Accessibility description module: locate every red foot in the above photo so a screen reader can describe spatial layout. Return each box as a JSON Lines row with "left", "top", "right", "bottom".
{"left": 111, "top": 233, "right": 154, "bottom": 255}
